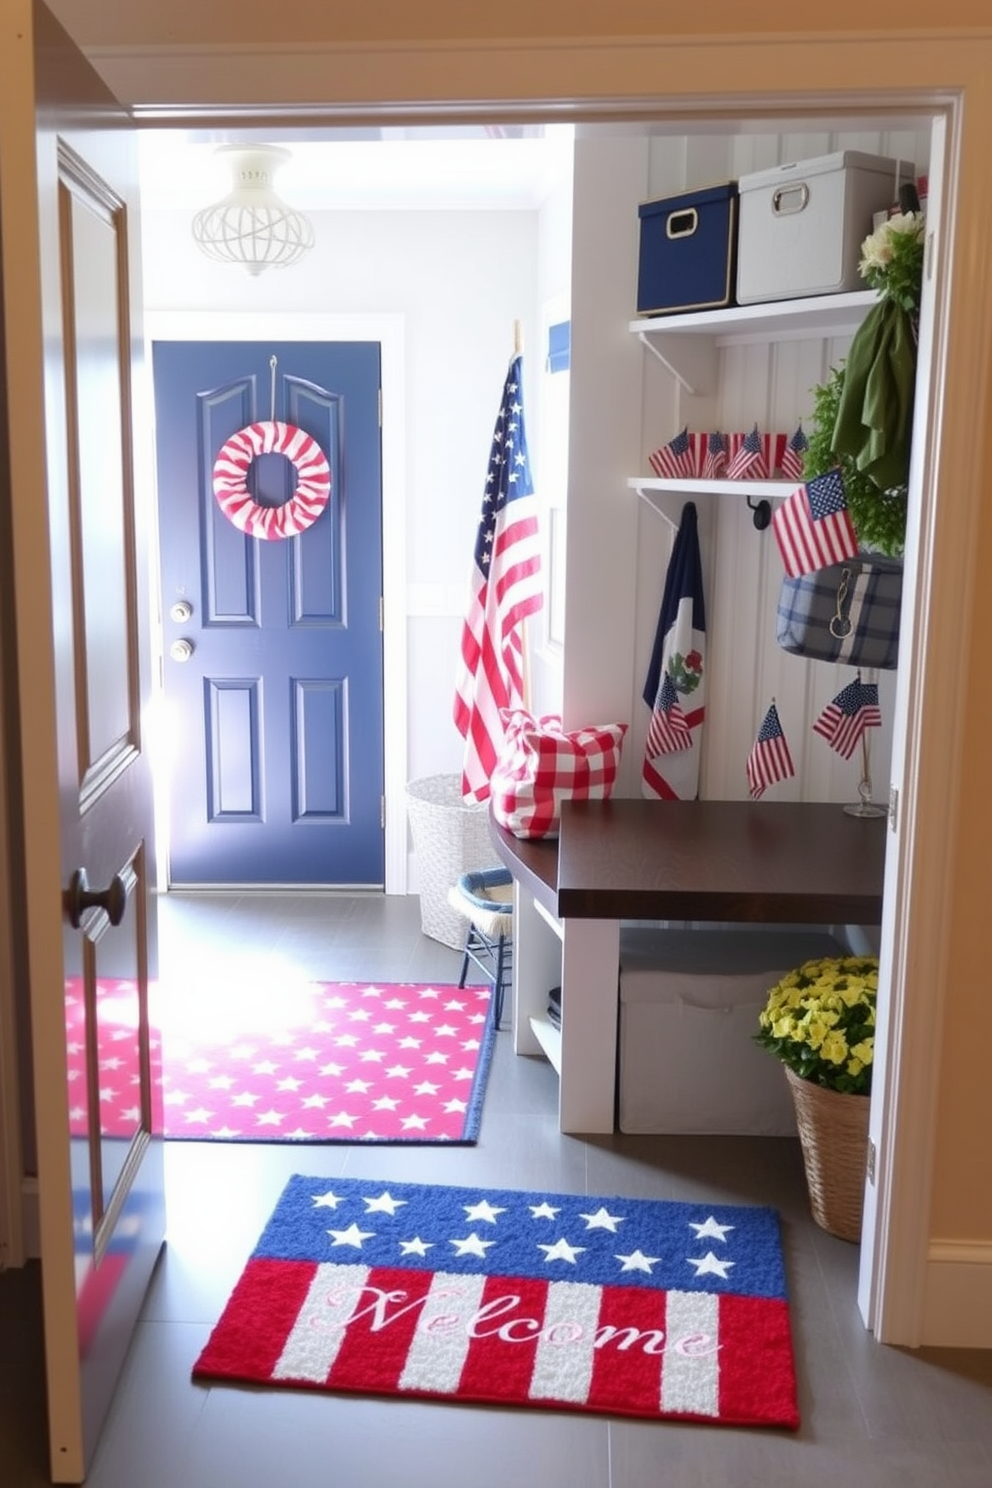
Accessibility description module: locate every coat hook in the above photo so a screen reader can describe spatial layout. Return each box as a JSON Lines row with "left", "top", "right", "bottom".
{"left": 746, "top": 494, "right": 772, "bottom": 530}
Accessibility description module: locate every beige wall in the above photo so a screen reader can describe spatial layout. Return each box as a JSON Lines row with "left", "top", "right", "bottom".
{"left": 26, "top": 0, "right": 992, "bottom": 1284}
{"left": 929, "top": 402, "right": 992, "bottom": 1238}
{"left": 39, "top": 0, "right": 992, "bottom": 46}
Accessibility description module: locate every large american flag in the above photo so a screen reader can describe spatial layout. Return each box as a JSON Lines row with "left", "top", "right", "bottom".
{"left": 812, "top": 675, "right": 882, "bottom": 759}
{"left": 192, "top": 1174, "right": 800, "bottom": 1429}
{"left": 453, "top": 355, "right": 542, "bottom": 802}
{"left": 747, "top": 702, "right": 796, "bottom": 799}
{"left": 771, "top": 467, "right": 859, "bottom": 577}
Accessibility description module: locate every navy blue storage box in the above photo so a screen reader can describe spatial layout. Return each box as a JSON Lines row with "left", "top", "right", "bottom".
{"left": 636, "top": 181, "right": 739, "bottom": 316}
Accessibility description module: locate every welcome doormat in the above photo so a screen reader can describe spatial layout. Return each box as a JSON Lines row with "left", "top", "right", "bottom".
{"left": 192, "top": 1175, "right": 800, "bottom": 1428}
{"left": 64, "top": 979, "right": 496, "bottom": 1144}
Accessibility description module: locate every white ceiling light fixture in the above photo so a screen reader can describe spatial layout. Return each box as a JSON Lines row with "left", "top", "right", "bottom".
{"left": 191, "top": 144, "right": 315, "bottom": 277}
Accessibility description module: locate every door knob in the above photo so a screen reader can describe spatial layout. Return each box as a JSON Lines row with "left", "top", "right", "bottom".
{"left": 170, "top": 599, "right": 194, "bottom": 623}
{"left": 66, "top": 868, "right": 128, "bottom": 929}
{"left": 170, "top": 638, "right": 194, "bottom": 663}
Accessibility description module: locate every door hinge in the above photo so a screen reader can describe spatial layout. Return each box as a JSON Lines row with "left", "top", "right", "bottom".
{"left": 866, "top": 1136, "right": 876, "bottom": 1185}
{"left": 925, "top": 229, "right": 936, "bottom": 281}
{"left": 381, "top": 794, "right": 386, "bottom": 830}
{"left": 888, "top": 784, "right": 899, "bottom": 833}
{"left": 378, "top": 386, "right": 383, "bottom": 428}
{"left": 379, "top": 595, "right": 384, "bottom": 632}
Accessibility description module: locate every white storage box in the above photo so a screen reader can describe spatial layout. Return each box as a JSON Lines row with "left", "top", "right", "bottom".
{"left": 736, "top": 151, "right": 915, "bottom": 304}
{"left": 618, "top": 927, "right": 845, "bottom": 1135}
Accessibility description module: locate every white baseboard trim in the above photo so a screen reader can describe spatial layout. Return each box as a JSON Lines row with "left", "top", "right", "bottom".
{"left": 21, "top": 1176, "right": 39, "bottom": 1260}
{"left": 922, "top": 1241, "right": 992, "bottom": 1347}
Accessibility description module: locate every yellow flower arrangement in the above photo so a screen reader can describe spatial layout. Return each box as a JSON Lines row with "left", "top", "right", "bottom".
{"left": 754, "top": 955, "right": 879, "bottom": 1097}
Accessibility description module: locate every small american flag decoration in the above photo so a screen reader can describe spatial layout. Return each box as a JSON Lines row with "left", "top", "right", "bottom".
{"left": 649, "top": 426, "right": 696, "bottom": 479}
{"left": 778, "top": 423, "right": 809, "bottom": 482}
{"left": 746, "top": 702, "right": 796, "bottom": 799}
{"left": 812, "top": 675, "right": 882, "bottom": 760}
{"left": 726, "top": 425, "right": 767, "bottom": 480}
{"left": 702, "top": 431, "right": 728, "bottom": 480}
{"left": 771, "top": 467, "right": 860, "bottom": 578}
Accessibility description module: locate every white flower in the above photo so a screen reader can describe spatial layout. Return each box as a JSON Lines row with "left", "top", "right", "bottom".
{"left": 862, "top": 235, "right": 893, "bottom": 268}
{"left": 860, "top": 210, "right": 925, "bottom": 272}
{"left": 883, "top": 210, "right": 924, "bottom": 238}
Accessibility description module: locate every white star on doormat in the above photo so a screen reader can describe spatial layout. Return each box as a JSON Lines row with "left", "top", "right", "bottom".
{"left": 399, "top": 1237, "right": 432, "bottom": 1257}
{"left": 538, "top": 1238, "right": 586, "bottom": 1264}
{"left": 328, "top": 1223, "right": 374, "bottom": 1248}
{"left": 463, "top": 1200, "right": 506, "bottom": 1224}
{"left": 579, "top": 1206, "right": 625, "bottom": 1233}
{"left": 312, "top": 1191, "right": 344, "bottom": 1209}
{"left": 687, "top": 1251, "right": 735, "bottom": 1279}
{"left": 363, "top": 1192, "right": 407, "bottom": 1215}
{"left": 616, "top": 1250, "right": 660, "bottom": 1274}
{"left": 450, "top": 1233, "right": 495, "bottom": 1258}
{"left": 688, "top": 1216, "right": 735, "bottom": 1242}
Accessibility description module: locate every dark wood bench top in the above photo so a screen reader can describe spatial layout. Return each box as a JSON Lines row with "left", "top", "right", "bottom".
{"left": 489, "top": 813, "right": 558, "bottom": 916}
{"left": 492, "top": 797, "right": 886, "bottom": 925}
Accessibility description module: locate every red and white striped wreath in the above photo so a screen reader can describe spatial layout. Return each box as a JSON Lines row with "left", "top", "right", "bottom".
{"left": 212, "top": 421, "right": 331, "bottom": 540}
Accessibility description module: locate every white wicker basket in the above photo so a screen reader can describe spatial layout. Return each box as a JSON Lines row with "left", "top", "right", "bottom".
{"left": 406, "top": 774, "right": 498, "bottom": 948}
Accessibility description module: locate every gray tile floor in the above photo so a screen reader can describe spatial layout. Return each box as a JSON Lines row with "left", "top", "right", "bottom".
{"left": 2, "top": 891, "right": 991, "bottom": 1486}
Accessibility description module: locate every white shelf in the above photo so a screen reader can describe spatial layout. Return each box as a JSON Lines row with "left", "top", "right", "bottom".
{"left": 630, "top": 290, "right": 877, "bottom": 395}
{"left": 630, "top": 290, "right": 877, "bottom": 345}
{"left": 529, "top": 1014, "right": 562, "bottom": 1074}
{"left": 629, "top": 476, "right": 793, "bottom": 500}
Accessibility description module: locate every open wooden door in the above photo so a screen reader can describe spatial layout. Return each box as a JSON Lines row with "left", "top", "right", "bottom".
{"left": 0, "top": 2, "right": 165, "bottom": 1480}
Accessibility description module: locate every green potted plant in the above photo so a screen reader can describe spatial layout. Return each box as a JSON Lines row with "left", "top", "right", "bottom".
{"left": 755, "top": 954, "right": 879, "bottom": 1241}
{"left": 803, "top": 210, "right": 927, "bottom": 558}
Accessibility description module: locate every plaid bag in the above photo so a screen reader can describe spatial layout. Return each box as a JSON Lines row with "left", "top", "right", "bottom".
{"left": 776, "top": 556, "right": 903, "bottom": 670}
{"left": 491, "top": 710, "right": 628, "bottom": 839}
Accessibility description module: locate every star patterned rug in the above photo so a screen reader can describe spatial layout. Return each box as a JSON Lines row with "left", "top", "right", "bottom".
{"left": 64, "top": 978, "right": 496, "bottom": 1144}
{"left": 192, "top": 1175, "right": 800, "bottom": 1428}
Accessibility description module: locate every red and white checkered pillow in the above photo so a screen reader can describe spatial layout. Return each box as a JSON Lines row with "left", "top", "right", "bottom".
{"left": 490, "top": 709, "right": 628, "bottom": 840}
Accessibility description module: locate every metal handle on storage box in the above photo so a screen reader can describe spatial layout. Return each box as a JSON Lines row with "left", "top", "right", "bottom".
{"left": 771, "top": 182, "right": 809, "bottom": 216}
{"left": 666, "top": 207, "right": 699, "bottom": 239}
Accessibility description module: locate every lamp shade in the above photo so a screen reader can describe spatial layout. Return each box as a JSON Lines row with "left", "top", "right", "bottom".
{"left": 191, "top": 145, "right": 315, "bottom": 277}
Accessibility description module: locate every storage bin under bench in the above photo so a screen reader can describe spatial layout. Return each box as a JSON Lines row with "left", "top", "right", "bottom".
{"left": 618, "top": 926, "right": 846, "bottom": 1135}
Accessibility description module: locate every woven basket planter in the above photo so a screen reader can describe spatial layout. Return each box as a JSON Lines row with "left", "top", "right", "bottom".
{"left": 784, "top": 1067, "right": 870, "bottom": 1243}
{"left": 405, "top": 774, "right": 497, "bottom": 949}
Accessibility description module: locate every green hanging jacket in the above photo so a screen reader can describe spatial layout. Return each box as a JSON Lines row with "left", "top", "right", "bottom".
{"left": 831, "top": 299, "right": 917, "bottom": 491}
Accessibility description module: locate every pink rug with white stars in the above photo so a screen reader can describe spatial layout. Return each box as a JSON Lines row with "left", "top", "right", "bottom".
{"left": 64, "top": 978, "right": 496, "bottom": 1144}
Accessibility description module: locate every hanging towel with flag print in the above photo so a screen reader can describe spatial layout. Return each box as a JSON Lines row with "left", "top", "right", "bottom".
{"left": 642, "top": 502, "right": 706, "bottom": 800}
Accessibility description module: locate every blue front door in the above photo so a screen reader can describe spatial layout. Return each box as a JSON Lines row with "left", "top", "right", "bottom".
{"left": 153, "top": 341, "right": 384, "bottom": 886}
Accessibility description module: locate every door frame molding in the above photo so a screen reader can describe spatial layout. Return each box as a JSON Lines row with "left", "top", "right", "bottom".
{"left": 144, "top": 310, "right": 407, "bottom": 894}
{"left": 13, "top": 19, "right": 992, "bottom": 1351}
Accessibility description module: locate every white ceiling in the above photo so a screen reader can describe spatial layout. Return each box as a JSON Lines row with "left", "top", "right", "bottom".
{"left": 138, "top": 127, "right": 575, "bottom": 213}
